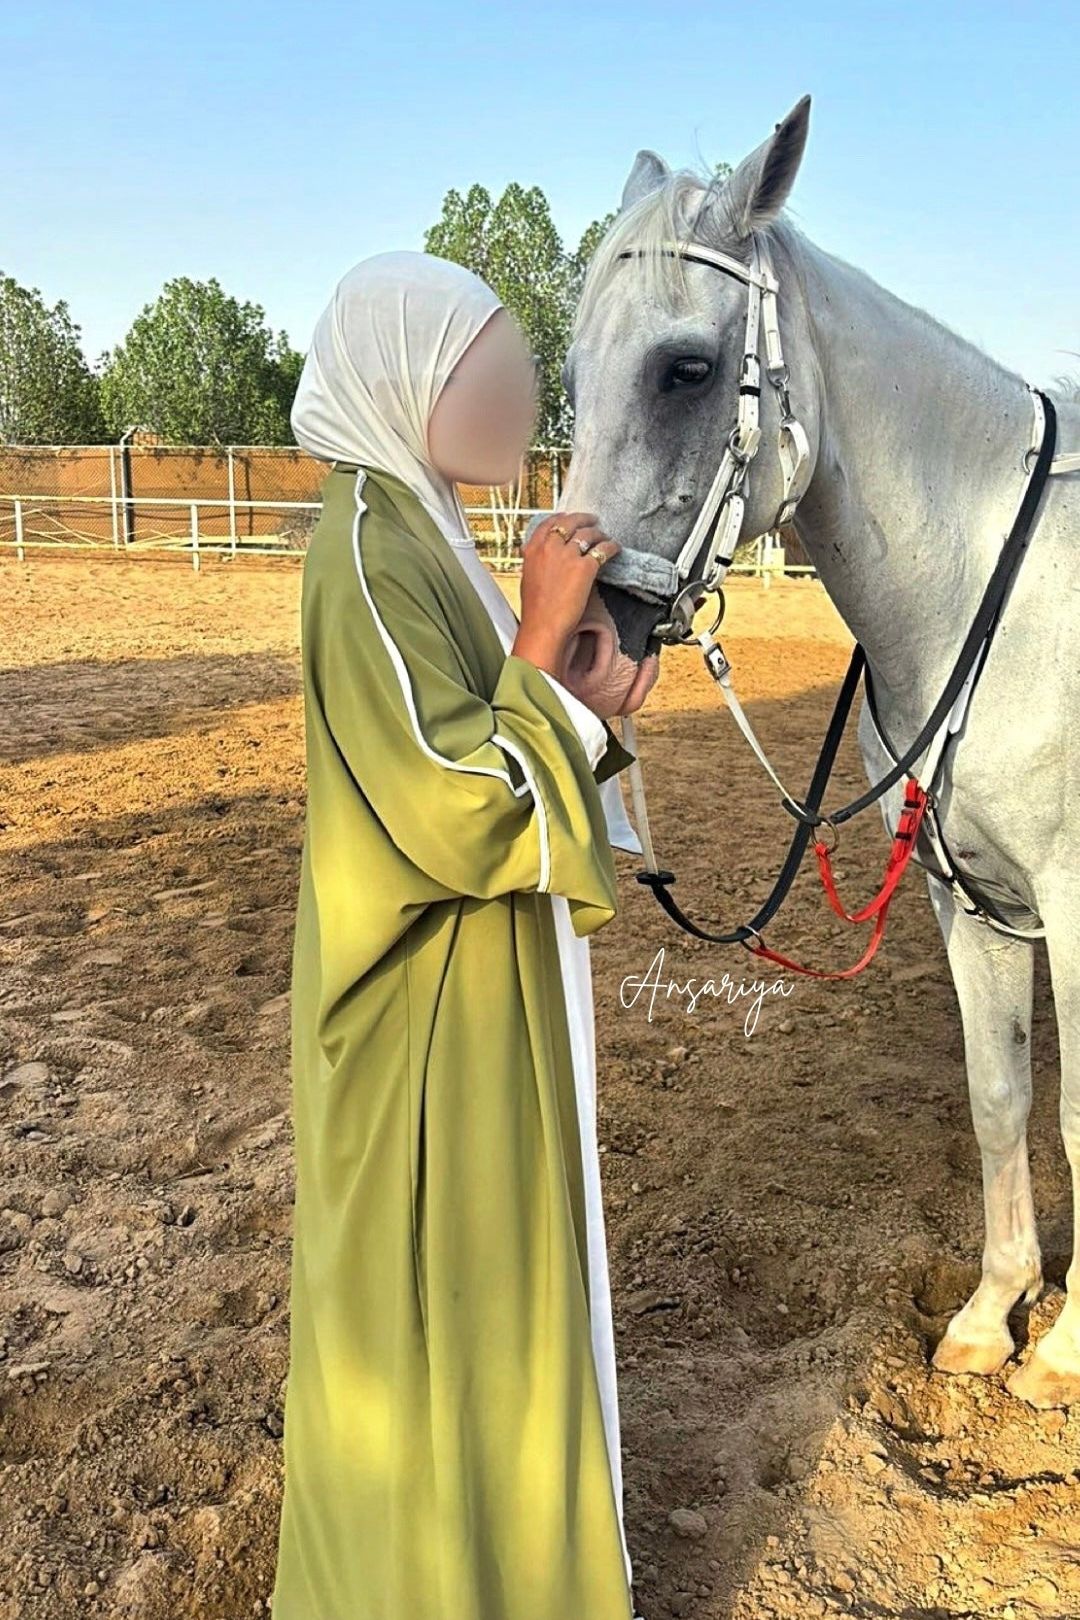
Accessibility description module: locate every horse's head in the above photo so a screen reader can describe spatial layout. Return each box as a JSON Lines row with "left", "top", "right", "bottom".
{"left": 550, "top": 93, "right": 820, "bottom": 718}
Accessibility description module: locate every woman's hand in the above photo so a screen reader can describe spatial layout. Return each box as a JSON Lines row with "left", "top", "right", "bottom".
{"left": 511, "top": 512, "right": 621, "bottom": 679}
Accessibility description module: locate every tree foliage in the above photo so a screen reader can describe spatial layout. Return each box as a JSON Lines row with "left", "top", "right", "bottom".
{"left": 426, "top": 182, "right": 587, "bottom": 443}
{"left": 1, "top": 160, "right": 740, "bottom": 450}
{"left": 98, "top": 276, "right": 302, "bottom": 445}
{"left": 0, "top": 273, "right": 105, "bottom": 444}
{"left": 424, "top": 160, "right": 733, "bottom": 444}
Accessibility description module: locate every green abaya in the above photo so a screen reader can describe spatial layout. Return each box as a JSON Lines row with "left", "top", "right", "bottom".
{"left": 271, "top": 462, "right": 637, "bottom": 1620}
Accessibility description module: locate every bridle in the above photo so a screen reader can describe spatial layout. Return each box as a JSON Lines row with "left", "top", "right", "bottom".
{"left": 523, "top": 231, "right": 1075, "bottom": 972}
{"left": 595, "top": 233, "right": 813, "bottom": 643}
{"left": 576, "top": 236, "right": 1074, "bottom": 971}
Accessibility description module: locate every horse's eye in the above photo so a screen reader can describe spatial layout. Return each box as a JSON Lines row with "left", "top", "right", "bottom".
{"left": 664, "top": 358, "right": 712, "bottom": 390}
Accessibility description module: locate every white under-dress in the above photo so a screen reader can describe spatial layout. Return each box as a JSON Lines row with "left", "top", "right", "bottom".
{"left": 444, "top": 535, "right": 639, "bottom": 1592}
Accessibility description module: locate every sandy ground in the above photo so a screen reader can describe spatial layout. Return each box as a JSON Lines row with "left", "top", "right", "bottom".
{"left": 1, "top": 555, "right": 1077, "bottom": 1620}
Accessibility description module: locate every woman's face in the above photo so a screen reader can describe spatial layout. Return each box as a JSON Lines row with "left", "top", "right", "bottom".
{"left": 426, "top": 308, "right": 539, "bottom": 486}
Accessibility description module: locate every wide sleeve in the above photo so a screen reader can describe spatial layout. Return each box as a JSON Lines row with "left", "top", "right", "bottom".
{"left": 313, "top": 527, "right": 623, "bottom": 937}
{"left": 535, "top": 671, "right": 643, "bottom": 852}
{"left": 533, "top": 671, "right": 640, "bottom": 790}
{"left": 592, "top": 717, "right": 638, "bottom": 787}
{"left": 536, "top": 669, "right": 609, "bottom": 770}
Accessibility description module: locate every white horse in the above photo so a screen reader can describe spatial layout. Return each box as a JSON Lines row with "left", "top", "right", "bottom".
{"left": 552, "top": 94, "right": 1080, "bottom": 1406}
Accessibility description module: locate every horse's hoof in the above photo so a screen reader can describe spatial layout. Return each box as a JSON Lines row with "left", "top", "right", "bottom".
{"left": 932, "top": 1325, "right": 1013, "bottom": 1376}
{"left": 1006, "top": 1346, "right": 1080, "bottom": 1409}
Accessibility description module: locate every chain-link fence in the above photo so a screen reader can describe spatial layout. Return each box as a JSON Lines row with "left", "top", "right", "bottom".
{"left": 0, "top": 439, "right": 811, "bottom": 575}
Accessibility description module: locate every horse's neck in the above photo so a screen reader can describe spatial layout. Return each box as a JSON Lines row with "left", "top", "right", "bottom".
{"left": 781, "top": 226, "right": 1037, "bottom": 736}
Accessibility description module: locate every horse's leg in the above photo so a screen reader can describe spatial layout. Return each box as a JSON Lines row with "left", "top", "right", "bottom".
{"left": 1007, "top": 896, "right": 1080, "bottom": 1407}
{"left": 925, "top": 878, "right": 1042, "bottom": 1375}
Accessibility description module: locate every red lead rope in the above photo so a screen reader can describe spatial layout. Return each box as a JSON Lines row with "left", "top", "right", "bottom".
{"left": 742, "top": 779, "right": 930, "bottom": 980}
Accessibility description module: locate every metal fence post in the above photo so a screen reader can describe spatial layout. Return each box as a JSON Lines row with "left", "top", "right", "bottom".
{"left": 15, "top": 499, "right": 24, "bottom": 563}
{"left": 108, "top": 447, "right": 120, "bottom": 549}
{"left": 190, "top": 502, "right": 200, "bottom": 573}
{"left": 227, "top": 447, "right": 237, "bottom": 559}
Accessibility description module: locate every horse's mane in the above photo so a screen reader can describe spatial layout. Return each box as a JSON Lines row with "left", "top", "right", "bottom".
{"left": 571, "top": 166, "right": 780, "bottom": 338}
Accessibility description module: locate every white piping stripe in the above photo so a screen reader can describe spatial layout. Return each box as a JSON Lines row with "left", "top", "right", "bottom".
{"left": 488, "top": 732, "right": 551, "bottom": 894}
{"left": 349, "top": 469, "right": 551, "bottom": 893}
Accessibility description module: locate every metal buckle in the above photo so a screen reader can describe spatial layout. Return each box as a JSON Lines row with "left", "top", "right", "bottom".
{"left": 700, "top": 629, "right": 731, "bottom": 680}
{"left": 651, "top": 583, "right": 706, "bottom": 644}
{"left": 727, "top": 424, "right": 755, "bottom": 464}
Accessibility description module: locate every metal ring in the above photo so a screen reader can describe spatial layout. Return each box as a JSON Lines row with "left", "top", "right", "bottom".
{"left": 550, "top": 523, "right": 569, "bottom": 539}
{"left": 815, "top": 815, "right": 840, "bottom": 853}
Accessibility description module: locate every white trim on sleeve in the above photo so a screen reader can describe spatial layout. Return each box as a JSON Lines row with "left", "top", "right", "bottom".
{"left": 349, "top": 470, "right": 552, "bottom": 892}
{"left": 537, "top": 669, "right": 609, "bottom": 771}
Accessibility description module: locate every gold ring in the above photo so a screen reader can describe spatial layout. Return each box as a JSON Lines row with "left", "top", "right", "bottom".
{"left": 550, "top": 523, "right": 569, "bottom": 540}
{"left": 588, "top": 546, "right": 608, "bottom": 566}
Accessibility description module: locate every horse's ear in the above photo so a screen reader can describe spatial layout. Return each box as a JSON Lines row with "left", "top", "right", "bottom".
{"left": 619, "top": 150, "right": 671, "bottom": 213}
{"left": 713, "top": 94, "right": 812, "bottom": 239}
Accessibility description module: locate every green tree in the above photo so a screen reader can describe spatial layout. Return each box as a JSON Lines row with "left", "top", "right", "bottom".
{"left": 425, "top": 159, "right": 734, "bottom": 445}
{"left": 569, "top": 212, "right": 617, "bottom": 307}
{"left": 0, "top": 273, "right": 105, "bottom": 444}
{"left": 99, "top": 276, "right": 303, "bottom": 444}
{"left": 426, "top": 182, "right": 580, "bottom": 443}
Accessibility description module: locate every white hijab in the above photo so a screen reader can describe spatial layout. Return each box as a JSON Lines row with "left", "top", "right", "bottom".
{"left": 290, "top": 249, "right": 504, "bottom": 542}
{"left": 293, "top": 249, "right": 644, "bottom": 857}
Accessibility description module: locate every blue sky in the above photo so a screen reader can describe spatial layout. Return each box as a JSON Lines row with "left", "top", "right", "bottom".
{"left": 7, "top": 0, "right": 1079, "bottom": 389}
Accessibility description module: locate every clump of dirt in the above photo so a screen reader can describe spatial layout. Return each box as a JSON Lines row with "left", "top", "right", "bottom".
{"left": 1, "top": 559, "right": 1076, "bottom": 1620}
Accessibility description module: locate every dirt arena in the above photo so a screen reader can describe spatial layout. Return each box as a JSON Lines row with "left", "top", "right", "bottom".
{"left": 1, "top": 554, "right": 1077, "bottom": 1620}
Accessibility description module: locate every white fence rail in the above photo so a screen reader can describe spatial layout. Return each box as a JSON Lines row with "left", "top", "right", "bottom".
{"left": 0, "top": 442, "right": 815, "bottom": 580}
{"left": 1, "top": 491, "right": 321, "bottom": 568}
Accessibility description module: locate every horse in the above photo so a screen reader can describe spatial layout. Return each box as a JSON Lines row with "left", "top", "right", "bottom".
{"left": 549, "top": 93, "right": 1080, "bottom": 1407}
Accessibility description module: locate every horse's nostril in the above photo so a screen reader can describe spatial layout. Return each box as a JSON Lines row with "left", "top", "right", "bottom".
{"left": 565, "top": 628, "right": 600, "bottom": 682}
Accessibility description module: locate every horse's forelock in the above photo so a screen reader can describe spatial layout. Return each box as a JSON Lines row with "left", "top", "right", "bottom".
{"left": 570, "top": 167, "right": 758, "bottom": 342}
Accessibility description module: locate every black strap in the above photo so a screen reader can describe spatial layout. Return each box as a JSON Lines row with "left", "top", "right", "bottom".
{"left": 636, "top": 644, "right": 866, "bottom": 944}
{"left": 863, "top": 658, "right": 1036, "bottom": 932}
{"left": 636, "top": 388, "right": 1058, "bottom": 946}
{"left": 616, "top": 246, "right": 753, "bottom": 284}
{"left": 814, "top": 389, "right": 1057, "bottom": 826}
